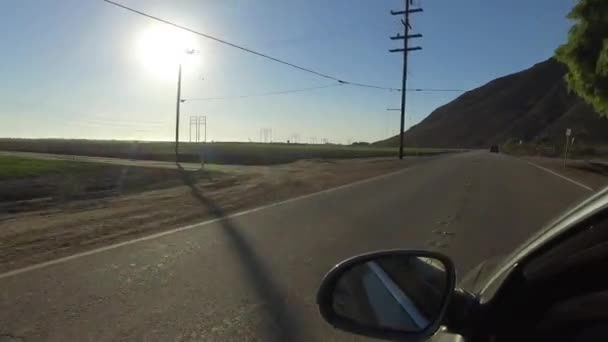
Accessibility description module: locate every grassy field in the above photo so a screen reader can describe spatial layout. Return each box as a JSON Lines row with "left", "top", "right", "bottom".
{"left": 0, "top": 139, "right": 453, "bottom": 165}
{"left": 0, "top": 155, "right": 216, "bottom": 204}
{"left": 0, "top": 156, "right": 102, "bottom": 180}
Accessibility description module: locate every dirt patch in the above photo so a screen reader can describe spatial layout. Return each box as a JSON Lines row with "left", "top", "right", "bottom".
{"left": 0, "top": 157, "right": 431, "bottom": 272}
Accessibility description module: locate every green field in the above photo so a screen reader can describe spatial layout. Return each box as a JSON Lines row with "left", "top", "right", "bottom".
{"left": 0, "top": 156, "right": 101, "bottom": 180}
{"left": 0, "top": 139, "right": 454, "bottom": 165}
{"left": 0, "top": 155, "right": 219, "bottom": 203}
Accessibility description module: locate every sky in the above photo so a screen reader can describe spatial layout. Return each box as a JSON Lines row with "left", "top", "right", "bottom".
{"left": 0, "top": 0, "right": 576, "bottom": 143}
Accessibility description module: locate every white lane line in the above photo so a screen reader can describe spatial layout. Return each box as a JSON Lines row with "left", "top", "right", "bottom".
{"left": 526, "top": 161, "right": 593, "bottom": 192}
{"left": 0, "top": 165, "right": 418, "bottom": 280}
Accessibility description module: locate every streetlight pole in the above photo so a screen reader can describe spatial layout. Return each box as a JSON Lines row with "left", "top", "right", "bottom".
{"left": 175, "top": 63, "right": 182, "bottom": 160}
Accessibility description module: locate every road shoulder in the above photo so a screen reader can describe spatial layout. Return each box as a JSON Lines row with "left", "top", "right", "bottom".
{"left": 0, "top": 156, "right": 435, "bottom": 273}
{"left": 522, "top": 156, "right": 608, "bottom": 191}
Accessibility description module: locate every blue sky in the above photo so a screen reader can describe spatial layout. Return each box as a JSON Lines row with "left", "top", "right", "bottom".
{"left": 0, "top": 0, "right": 575, "bottom": 143}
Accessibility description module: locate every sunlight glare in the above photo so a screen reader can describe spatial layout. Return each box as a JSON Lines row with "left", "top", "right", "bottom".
{"left": 134, "top": 25, "right": 200, "bottom": 80}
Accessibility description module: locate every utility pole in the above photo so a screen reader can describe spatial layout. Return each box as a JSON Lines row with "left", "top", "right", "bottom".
{"left": 390, "top": 0, "right": 422, "bottom": 159}
{"left": 387, "top": 108, "right": 402, "bottom": 136}
{"left": 189, "top": 116, "right": 196, "bottom": 143}
{"left": 290, "top": 133, "right": 300, "bottom": 144}
{"left": 198, "top": 115, "right": 207, "bottom": 143}
{"left": 260, "top": 128, "right": 272, "bottom": 143}
{"left": 196, "top": 116, "right": 200, "bottom": 142}
{"left": 174, "top": 49, "right": 198, "bottom": 160}
{"left": 189, "top": 115, "right": 207, "bottom": 143}
{"left": 175, "top": 63, "right": 182, "bottom": 160}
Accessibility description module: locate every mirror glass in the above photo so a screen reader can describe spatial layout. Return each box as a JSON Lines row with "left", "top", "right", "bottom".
{"left": 331, "top": 255, "right": 448, "bottom": 333}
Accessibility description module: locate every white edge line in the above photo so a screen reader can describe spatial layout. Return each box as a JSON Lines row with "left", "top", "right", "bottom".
{"left": 526, "top": 161, "right": 593, "bottom": 192}
{"left": 0, "top": 165, "right": 416, "bottom": 280}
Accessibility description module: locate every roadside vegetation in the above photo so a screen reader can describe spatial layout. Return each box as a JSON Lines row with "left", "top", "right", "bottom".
{"left": 0, "top": 156, "right": 105, "bottom": 180}
{"left": 500, "top": 141, "right": 608, "bottom": 159}
{"left": 0, "top": 138, "right": 454, "bottom": 165}
{"left": 555, "top": 0, "right": 608, "bottom": 116}
{"left": 0, "top": 155, "right": 217, "bottom": 207}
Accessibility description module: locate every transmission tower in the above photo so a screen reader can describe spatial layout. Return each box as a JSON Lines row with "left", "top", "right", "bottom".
{"left": 260, "top": 128, "right": 273, "bottom": 143}
{"left": 189, "top": 115, "right": 207, "bottom": 143}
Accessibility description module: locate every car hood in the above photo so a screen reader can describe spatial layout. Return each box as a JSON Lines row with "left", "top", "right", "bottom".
{"left": 473, "top": 185, "right": 608, "bottom": 304}
{"left": 457, "top": 256, "right": 504, "bottom": 295}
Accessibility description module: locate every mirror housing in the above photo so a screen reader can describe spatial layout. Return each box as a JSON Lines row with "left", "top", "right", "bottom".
{"left": 317, "top": 250, "right": 456, "bottom": 341}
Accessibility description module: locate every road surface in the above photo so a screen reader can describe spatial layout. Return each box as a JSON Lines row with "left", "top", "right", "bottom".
{"left": 0, "top": 152, "right": 596, "bottom": 341}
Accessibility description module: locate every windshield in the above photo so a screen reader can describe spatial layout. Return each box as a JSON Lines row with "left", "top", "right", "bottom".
{"left": 1, "top": 0, "right": 607, "bottom": 341}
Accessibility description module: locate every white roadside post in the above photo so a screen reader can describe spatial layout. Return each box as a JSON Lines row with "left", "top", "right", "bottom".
{"left": 564, "top": 128, "right": 572, "bottom": 167}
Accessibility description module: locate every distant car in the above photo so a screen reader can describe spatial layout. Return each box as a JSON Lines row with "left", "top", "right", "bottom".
{"left": 490, "top": 145, "right": 499, "bottom": 153}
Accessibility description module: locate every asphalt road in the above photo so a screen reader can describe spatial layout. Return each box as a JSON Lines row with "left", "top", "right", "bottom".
{"left": 0, "top": 152, "right": 595, "bottom": 341}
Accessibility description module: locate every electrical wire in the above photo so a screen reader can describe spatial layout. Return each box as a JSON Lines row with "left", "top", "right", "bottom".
{"left": 43, "top": 113, "right": 170, "bottom": 129}
{"left": 44, "top": 119, "right": 157, "bottom": 130}
{"left": 182, "top": 84, "right": 466, "bottom": 102}
{"left": 102, "top": 0, "right": 400, "bottom": 92}
{"left": 84, "top": 119, "right": 168, "bottom": 127}
{"left": 409, "top": 88, "right": 467, "bottom": 92}
{"left": 182, "top": 83, "right": 344, "bottom": 102}
{"left": 348, "top": 82, "right": 401, "bottom": 92}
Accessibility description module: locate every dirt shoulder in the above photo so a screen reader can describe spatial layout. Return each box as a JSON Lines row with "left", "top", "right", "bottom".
{"left": 523, "top": 156, "right": 608, "bottom": 191}
{"left": 0, "top": 157, "right": 433, "bottom": 272}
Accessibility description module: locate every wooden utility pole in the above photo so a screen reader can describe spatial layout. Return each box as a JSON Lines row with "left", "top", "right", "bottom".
{"left": 390, "top": 0, "right": 422, "bottom": 159}
{"left": 175, "top": 63, "right": 182, "bottom": 160}
{"left": 174, "top": 49, "right": 198, "bottom": 160}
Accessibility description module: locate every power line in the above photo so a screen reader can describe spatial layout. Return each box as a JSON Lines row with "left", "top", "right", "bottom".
{"left": 347, "top": 82, "right": 400, "bottom": 92}
{"left": 182, "top": 83, "right": 344, "bottom": 102}
{"left": 51, "top": 112, "right": 169, "bottom": 126}
{"left": 84, "top": 119, "right": 168, "bottom": 127}
{"left": 182, "top": 84, "right": 466, "bottom": 102}
{"left": 41, "top": 113, "right": 170, "bottom": 128}
{"left": 410, "top": 88, "right": 466, "bottom": 92}
{"left": 102, "top": 0, "right": 399, "bottom": 92}
{"left": 43, "top": 117, "right": 161, "bottom": 130}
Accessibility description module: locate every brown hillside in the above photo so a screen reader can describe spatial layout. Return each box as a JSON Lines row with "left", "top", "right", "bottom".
{"left": 375, "top": 58, "right": 608, "bottom": 148}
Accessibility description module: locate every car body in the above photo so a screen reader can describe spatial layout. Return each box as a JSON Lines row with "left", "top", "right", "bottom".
{"left": 319, "top": 186, "right": 608, "bottom": 341}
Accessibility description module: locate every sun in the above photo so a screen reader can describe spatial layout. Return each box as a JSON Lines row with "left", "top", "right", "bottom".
{"left": 134, "top": 25, "right": 199, "bottom": 80}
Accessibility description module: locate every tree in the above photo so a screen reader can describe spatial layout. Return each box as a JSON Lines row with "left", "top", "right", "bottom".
{"left": 555, "top": 0, "right": 608, "bottom": 116}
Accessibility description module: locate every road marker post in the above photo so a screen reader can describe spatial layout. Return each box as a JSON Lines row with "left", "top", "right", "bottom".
{"left": 564, "top": 128, "right": 572, "bottom": 168}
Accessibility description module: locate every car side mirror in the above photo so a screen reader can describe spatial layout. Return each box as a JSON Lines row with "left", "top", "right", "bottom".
{"left": 317, "top": 250, "right": 456, "bottom": 341}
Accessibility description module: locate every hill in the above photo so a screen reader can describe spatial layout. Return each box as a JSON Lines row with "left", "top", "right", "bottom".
{"left": 375, "top": 58, "right": 608, "bottom": 149}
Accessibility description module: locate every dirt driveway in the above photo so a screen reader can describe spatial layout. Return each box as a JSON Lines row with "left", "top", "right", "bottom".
{"left": 0, "top": 157, "right": 432, "bottom": 272}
